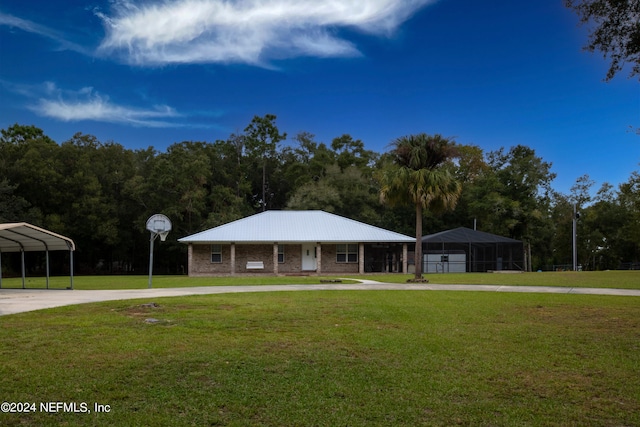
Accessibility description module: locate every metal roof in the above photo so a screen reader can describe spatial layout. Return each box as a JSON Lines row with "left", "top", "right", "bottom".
{"left": 422, "top": 227, "right": 522, "bottom": 244}
{"left": 179, "top": 210, "right": 414, "bottom": 244}
{"left": 0, "top": 223, "right": 76, "bottom": 252}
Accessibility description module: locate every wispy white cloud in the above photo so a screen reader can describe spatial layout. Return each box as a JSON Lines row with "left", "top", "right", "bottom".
{"left": 0, "top": 12, "right": 91, "bottom": 55}
{"left": 97, "top": 0, "right": 436, "bottom": 66}
{"left": 0, "top": 80, "right": 183, "bottom": 127}
{"left": 1, "top": 80, "right": 223, "bottom": 128}
{"left": 28, "top": 83, "right": 183, "bottom": 127}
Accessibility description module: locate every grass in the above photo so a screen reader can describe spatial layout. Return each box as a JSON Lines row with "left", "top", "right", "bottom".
{"left": 0, "top": 275, "right": 359, "bottom": 290}
{"left": 0, "top": 291, "right": 638, "bottom": 426}
{"left": 363, "top": 270, "right": 640, "bottom": 289}
{"left": 1, "top": 270, "right": 639, "bottom": 289}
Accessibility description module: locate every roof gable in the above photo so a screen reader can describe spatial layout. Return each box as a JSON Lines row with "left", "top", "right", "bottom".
{"left": 179, "top": 210, "right": 414, "bottom": 244}
{"left": 422, "top": 227, "right": 522, "bottom": 244}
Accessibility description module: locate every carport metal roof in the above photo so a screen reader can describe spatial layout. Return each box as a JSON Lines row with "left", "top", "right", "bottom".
{"left": 0, "top": 223, "right": 75, "bottom": 289}
{"left": 0, "top": 223, "right": 76, "bottom": 252}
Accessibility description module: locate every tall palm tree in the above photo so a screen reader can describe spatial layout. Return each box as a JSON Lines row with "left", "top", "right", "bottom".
{"left": 379, "top": 134, "right": 462, "bottom": 280}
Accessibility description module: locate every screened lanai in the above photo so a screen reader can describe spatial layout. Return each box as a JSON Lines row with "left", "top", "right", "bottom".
{"left": 422, "top": 227, "right": 524, "bottom": 273}
{"left": 0, "top": 223, "right": 75, "bottom": 289}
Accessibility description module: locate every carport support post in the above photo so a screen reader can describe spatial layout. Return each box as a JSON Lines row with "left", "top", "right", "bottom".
{"left": 359, "top": 243, "right": 364, "bottom": 274}
{"left": 69, "top": 247, "right": 74, "bottom": 290}
{"left": 45, "top": 249, "right": 50, "bottom": 289}
{"left": 0, "top": 251, "right": 2, "bottom": 288}
{"left": 21, "top": 248, "right": 25, "bottom": 289}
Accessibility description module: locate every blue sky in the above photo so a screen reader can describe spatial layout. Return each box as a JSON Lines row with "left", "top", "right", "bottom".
{"left": 0, "top": 0, "right": 638, "bottom": 195}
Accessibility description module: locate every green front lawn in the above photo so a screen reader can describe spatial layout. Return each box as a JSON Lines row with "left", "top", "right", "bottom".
{"left": 1, "top": 270, "right": 639, "bottom": 289}
{"left": 0, "top": 275, "right": 357, "bottom": 290}
{"left": 363, "top": 270, "right": 640, "bottom": 289}
{"left": 1, "top": 291, "right": 638, "bottom": 426}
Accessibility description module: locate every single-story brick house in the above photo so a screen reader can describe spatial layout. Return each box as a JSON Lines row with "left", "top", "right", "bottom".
{"left": 178, "top": 210, "right": 414, "bottom": 276}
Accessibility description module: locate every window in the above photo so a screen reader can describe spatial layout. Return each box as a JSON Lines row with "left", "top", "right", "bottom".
{"left": 211, "top": 244, "right": 222, "bottom": 263}
{"left": 278, "top": 245, "right": 285, "bottom": 263}
{"left": 337, "top": 244, "right": 358, "bottom": 263}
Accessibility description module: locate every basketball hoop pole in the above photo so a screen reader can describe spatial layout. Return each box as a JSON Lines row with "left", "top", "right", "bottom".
{"left": 146, "top": 214, "right": 172, "bottom": 289}
{"left": 148, "top": 232, "right": 158, "bottom": 289}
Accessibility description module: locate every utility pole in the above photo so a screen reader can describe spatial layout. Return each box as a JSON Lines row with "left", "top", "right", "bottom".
{"left": 572, "top": 204, "right": 579, "bottom": 271}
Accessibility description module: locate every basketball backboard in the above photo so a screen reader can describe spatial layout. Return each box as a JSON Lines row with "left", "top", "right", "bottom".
{"left": 146, "top": 214, "right": 172, "bottom": 241}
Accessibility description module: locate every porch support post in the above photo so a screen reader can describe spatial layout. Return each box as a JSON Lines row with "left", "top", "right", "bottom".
{"left": 273, "top": 243, "right": 279, "bottom": 275}
{"left": 358, "top": 242, "right": 364, "bottom": 274}
{"left": 187, "top": 244, "right": 193, "bottom": 276}
{"left": 402, "top": 243, "right": 408, "bottom": 274}
{"left": 230, "top": 243, "right": 236, "bottom": 275}
{"left": 316, "top": 243, "right": 322, "bottom": 274}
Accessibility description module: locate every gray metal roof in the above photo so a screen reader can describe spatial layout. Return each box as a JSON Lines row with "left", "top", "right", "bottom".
{"left": 0, "top": 223, "right": 76, "bottom": 252}
{"left": 422, "top": 227, "right": 522, "bottom": 244}
{"left": 179, "top": 210, "right": 414, "bottom": 244}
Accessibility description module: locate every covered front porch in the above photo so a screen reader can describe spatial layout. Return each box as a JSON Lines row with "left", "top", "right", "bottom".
{"left": 186, "top": 242, "right": 409, "bottom": 276}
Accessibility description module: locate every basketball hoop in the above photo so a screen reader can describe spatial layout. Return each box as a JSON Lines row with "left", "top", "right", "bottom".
{"left": 146, "top": 214, "right": 172, "bottom": 239}
{"left": 146, "top": 214, "right": 172, "bottom": 288}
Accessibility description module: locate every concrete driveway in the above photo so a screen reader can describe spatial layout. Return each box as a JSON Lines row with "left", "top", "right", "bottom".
{"left": 1, "top": 281, "right": 639, "bottom": 316}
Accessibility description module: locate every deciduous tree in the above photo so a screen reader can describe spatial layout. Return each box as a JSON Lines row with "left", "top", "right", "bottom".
{"left": 565, "top": 0, "right": 640, "bottom": 81}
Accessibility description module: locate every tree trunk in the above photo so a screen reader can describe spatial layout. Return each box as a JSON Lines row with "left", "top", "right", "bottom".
{"left": 415, "top": 202, "right": 423, "bottom": 279}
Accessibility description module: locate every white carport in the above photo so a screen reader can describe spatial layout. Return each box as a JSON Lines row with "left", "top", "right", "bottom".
{"left": 0, "top": 223, "right": 75, "bottom": 289}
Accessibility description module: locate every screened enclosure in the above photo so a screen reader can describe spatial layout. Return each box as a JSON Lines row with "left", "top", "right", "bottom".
{"left": 421, "top": 227, "right": 524, "bottom": 273}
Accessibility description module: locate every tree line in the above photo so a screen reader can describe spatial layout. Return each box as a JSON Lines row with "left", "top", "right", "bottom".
{"left": 1, "top": 117, "right": 638, "bottom": 275}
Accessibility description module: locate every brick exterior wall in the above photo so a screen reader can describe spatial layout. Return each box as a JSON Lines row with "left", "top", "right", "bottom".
{"left": 189, "top": 243, "right": 232, "bottom": 275}
{"left": 188, "top": 243, "right": 362, "bottom": 276}
{"left": 237, "top": 244, "right": 274, "bottom": 272}
{"left": 320, "top": 244, "right": 360, "bottom": 274}
{"left": 278, "top": 244, "right": 302, "bottom": 274}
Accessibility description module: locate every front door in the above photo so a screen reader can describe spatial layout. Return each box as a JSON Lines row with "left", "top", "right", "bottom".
{"left": 301, "top": 244, "right": 317, "bottom": 271}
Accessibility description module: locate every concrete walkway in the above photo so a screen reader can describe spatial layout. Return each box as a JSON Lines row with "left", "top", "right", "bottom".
{"left": 1, "top": 280, "right": 639, "bottom": 316}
